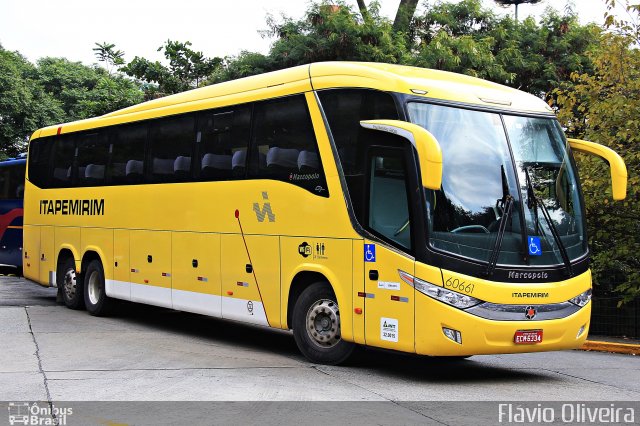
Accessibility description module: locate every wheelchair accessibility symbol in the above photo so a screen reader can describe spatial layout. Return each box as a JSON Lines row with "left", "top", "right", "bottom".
{"left": 364, "top": 244, "right": 376, "bottom": 262}
{"left": 528, "top": 236, "right": 542, "bottom": 256}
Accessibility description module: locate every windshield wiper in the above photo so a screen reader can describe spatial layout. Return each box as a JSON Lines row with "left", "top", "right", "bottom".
{"left": 524, "top": 167, "right": 573, "bottom": 276}
{"left": 486, "top": 166, "right": 514, "bottom": 277}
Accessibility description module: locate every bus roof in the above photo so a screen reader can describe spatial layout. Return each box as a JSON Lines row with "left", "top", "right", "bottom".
{"left": 0, "top": 155, "right": 27, "bottom": 167}
{"left": 33, "top": 62, "right": 553, "bottom": 138}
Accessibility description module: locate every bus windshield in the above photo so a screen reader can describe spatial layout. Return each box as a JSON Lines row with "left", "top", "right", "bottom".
{"left": 407, "top": 102, "right": 586, "bottom": 268}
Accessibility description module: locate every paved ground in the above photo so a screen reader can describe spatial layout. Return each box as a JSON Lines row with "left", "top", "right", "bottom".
{"left": 1, "top": 275, "right": 639, "bottom": 424}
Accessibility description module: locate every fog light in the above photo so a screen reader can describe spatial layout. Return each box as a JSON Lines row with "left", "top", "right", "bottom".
{"left": 577, "top": 324, "right": 586, "bottom": 338}
{"left": 443, "top": 327, "right": 462, "bottom": 344}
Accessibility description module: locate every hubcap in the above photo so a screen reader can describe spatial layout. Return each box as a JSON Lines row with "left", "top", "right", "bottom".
{"left": 87, "top": 271, "right": 101, "bottom": 305}
{"left": 63, "top": 268, "right": 76, "bottom": 300}
{"left": 306, "top": 299, "right": 341, "bottom": 348}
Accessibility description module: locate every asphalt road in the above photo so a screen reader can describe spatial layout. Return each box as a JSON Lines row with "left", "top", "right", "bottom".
{"left": 1, "top": 275, "right": 639, "bottom": 425}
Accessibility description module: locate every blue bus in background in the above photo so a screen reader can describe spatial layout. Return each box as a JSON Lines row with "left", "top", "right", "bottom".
{"left": 0, "top": 154, "right": 25, "bottom": 273}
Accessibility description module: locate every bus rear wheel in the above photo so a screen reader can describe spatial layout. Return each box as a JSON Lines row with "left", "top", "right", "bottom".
{"left": 58, "top": 257, "right": 84, "bottom": 310}
{"left": 292, "top": 282, "right": 354, "bottom": 365}
{"left": 83, "top": 259, "right": 113, "bottom": 316}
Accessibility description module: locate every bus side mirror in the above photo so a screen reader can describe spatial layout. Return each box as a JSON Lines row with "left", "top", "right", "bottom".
{"left": 360, "top": 120, "right": 443, "bottom": 190}
{"left": 568, "top": 138, "right": 627, "bottom": 200}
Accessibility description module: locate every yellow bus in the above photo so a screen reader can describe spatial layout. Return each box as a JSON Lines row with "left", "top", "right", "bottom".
{"left": 24, "top": 62, "right": 627, "bottom": 364}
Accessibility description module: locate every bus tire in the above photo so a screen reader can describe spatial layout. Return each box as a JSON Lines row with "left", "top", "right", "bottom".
{"left": 58, "top": 257, "right": 84, "bottom": 310}
{"left": 83, "top": 259, "right": 113, "bottom": 316}
{"left": 292, "top": 282, "right": 354, "bottom": 365}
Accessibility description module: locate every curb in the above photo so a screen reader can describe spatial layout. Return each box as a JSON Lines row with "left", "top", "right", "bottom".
{"left": 580, "top": 340, "right": 639, "bottom": 355}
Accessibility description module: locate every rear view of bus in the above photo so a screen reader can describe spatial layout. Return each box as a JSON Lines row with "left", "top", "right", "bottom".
{"left": 0, "top": 155, "right": 25, "bottom": 273}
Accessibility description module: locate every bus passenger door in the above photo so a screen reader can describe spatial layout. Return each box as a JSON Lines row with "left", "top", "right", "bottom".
{"left": 221, "top": 234, "right": 279, "bottom": 327}
{"left": 363, "top": 147, "right": 416, "bottom": 353}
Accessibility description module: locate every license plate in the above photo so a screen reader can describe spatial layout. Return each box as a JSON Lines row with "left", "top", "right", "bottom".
{"left": 514, "top": 329, "right": 543, "bottom": 344}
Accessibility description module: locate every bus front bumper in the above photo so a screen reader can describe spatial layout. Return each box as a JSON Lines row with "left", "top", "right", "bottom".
{"left": 415, "top": 296, "right": 590, "bottom": 356}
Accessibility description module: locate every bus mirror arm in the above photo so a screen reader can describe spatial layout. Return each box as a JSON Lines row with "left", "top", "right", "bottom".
{"left": 360, "top": 120, "right": 443, "bottom": 190}
{"left": 567, "top": 138, "right": 628, "bottom": 200}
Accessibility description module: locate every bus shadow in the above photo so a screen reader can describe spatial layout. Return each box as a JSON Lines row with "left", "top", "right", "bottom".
{"left": 113, "top": 300, "right": 301, "bottom": 357}
{"left": 342, "top": 349, "right": 551, "bottom": 384}
{"left": 111, "top": 301, "right": 552, "bottom": 384}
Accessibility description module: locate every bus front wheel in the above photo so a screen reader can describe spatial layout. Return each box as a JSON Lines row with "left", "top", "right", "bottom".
{"left": 58, "top": 257, "right": 84, "bottom": 310}
{"left": 83, "top": 259, "right": 113, "bottom": 316}
{"left": 292, "top": 282, "right": 354, "bottom": 365}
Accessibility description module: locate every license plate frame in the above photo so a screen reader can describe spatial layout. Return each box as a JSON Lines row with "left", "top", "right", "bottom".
{"left": 514, "top": 329, "right": 543, "bottom": 345}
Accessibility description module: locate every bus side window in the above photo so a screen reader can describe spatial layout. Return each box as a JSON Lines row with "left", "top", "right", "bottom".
{"left": 51, "top": 135, "right": 76, "bottom": 188}
{"left": 76, "top": 131, "right": 109, "bottom": 186}
{"left": 148, "top": 114, "right": 196, "bottom": 183}
{"left": 0, "top": 167, "right": 10, "bottom": 200}
{"left": 367, "top": 149, "right": 412, "bottom": 250}
{"left": 251, "top": 95, "right": 328, "bottom": 196}
{"left": 317, "top": 89, "right": 399, "bottom": 222}
{"left": 109, "top": 123, "right": 147, "bottom": 185}
{"left": 197, "top": 106, "right": 251, "bottom": 181}
{"left": 12, "top": 164, "right": 25, "bottom": 199}
{"left": 28, "top": 137, "right": 53, "bottom": 189}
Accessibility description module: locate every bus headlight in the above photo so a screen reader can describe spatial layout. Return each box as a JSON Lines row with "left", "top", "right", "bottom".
{"left": 569, "top": 289, "right": 592, "bottom": 307}
{"left": 398, "top": 270, "right": 483, "bottom": 309}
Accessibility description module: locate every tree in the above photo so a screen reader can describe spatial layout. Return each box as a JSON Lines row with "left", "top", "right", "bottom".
{"left": 410, "top": 0, "right": 599, "bottom": 98}
{"left": 211, "top": 0, "right": 600, "bottom": 104}
{"left": 354, "top": 0, "right": 419, "bottom": 32}
{"left": 93, "top": 42, "right": 125, "bottom": 75}
{"left": 36, "top": 57, "right": 142, "bottom": 119}
{"left": 0, "top": 46, "right": 142, "bottom": 158}
{"left": 210, "top": 1, "right": 408, "bottom": 83}
{"left": 555, "top": 0, "right": 640, "bottom": 303}
{"left": 494, "top": 0, "right": 543, "bottom": 21}
{"left": 393, "top": 0, "right": 420, "bottom": 32}
{"left": 122, "top": 40, "right": 222, "bottom": 97}
{"left": 0, "top": 46, "right": 63, "bottom": 158}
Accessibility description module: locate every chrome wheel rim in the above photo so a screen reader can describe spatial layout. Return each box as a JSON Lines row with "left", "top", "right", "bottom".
{"left": 306, "top": 299, "right": 341, "bottom": 348}
{"left": 63, "top": 268, "right": 77, "bottom": 300}
{"left": 87, "top": 270, "right": 101, "bottom": 305}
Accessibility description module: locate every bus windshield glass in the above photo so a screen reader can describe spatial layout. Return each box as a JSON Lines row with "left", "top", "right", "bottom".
{"left": 407, "top": 102, "right": 586, "bottom": 267}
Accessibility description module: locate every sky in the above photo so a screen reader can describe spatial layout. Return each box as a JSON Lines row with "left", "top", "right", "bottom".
{"left": 0, "top": 0, "right": 612, "bottom": 67}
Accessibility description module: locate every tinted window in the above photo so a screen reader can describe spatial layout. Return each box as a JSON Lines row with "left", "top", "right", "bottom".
{"left": 148, "top": 114, "right": 195, "bottom": 183}
{"left": 0, "top": 163, "right": 26, "bottom": 199}
{"left": 318, "top": 89, "right": 399, "bottom": 220}
{"left": 77, "top": 131, "right": 109, "bottom": 186}
{"left": 110, "top": 123, "right": 147, "bottom": 184}
{"left": 251, "top": 96, "right": 327, "bottom": 196}
{"left": 367, "top": 149, "right": 412, "bottom": 249}
{"left": 197, "top": 106, "right": 251, "bottom": 180}
{"left": 51, "top": 135, "right": 76, "bottom": 187}
{"left": 28, "top": 137, "right": 53, "bottom": 188}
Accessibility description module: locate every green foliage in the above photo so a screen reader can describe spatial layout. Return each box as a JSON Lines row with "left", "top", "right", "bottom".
{"left": 36, "top": 57, "right": 142, "bottom": 119}
{"left": 0, "top": 46, "right": 63, "bottom": 158}
{"left": 93, "top": 42, "right": 125, "bottom": 75}
{"left": 210, "top": 0, "right": 599, "bottom": 109}
{"left": 267, "top": 2, "right": 408, "bottom": 66}
{"left": 411, "top": 0, "right": 600, "bottom": 99}
{"left": 555, "top": 2, "right": 640, "bottom": 302}
{"left": 122, "top": 40, "right": 222, "bottom": 97}
{"left": 0, "top": 46, "right": 142, "bottom": 158}
{"left": 210, "top": 1, "right": 409, "bottom": 84}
